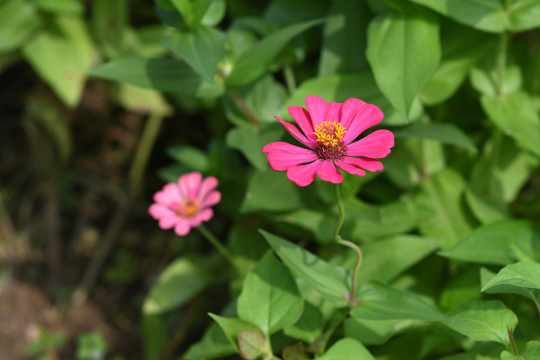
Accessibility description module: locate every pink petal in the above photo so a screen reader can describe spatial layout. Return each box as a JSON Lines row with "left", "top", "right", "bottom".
{"left": 276, "top": 117, "right": 312, "bottom": 147}
{"left": 305, "top": 95, "right": 328, "bottom": 128}
{"left": 174, "top": 220, "right": 191, "bottom": 236}
{"left": 325, "top": 102, "right": 342, "bottom": 125}
{"left": 342, "top": 156, "right": 383, "bottom": 172}
{"left": 263, "top": 141, "right": 313, "bottom": 153}
{"left": 149, "top": 203, "right": 175, "bottom": 220}
{"left": 335, "top": 160, "right": 366, "bottom": 177}
{"left": 340, "top": 98, "right": 367, "bottom": 129}
{"left": 159, "top": 215, "right": 180, "bottom": 229}
{"left": 179, "top": 172, "right": 202, "bottom": 200}
{"left": 188, "top": 215, "right": 202, "bottom": 228}
{"left": 316, "top": 160, "right": 343, "bottom": 183}
{"left": 198, "top": 176, "right": 218, "bottom": 202}
{"left": 153, "top": 183, "right": 182, "bottom": 205}
{"left": 288, "top": 106, "right": 314, "bottom": 140}
{"left": 266, "top": 147, "right": 318, "bottom": 171}
{"left": 286, "top": 160, "right": 322, "bottom": 187}
{"left": 346, "top": 130, "right": 394, "bottom": 158}
{"left": 201, "top": 191, "right": 221, "bottom": 208}
{"left": 199, "top": 208, "right": 214, "bottom": 222}
{"left": 343, "top": 104, "right": 384, "bottom": 144}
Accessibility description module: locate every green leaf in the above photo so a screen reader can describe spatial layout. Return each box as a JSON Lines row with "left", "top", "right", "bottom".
{"left": 171, "top": 0, "right": 212, "bottom": 28}
{"left": 237, "top": 330, "right": 270, "bottom": 360}
{"left": 261, "top": 230, "right": 350, "bottom": 307}
{"left": 352, "top": 235, "right": 441, "bottom": 286}
{"left": 167, "top": 145, "right": 210, "bottom": 172}
{"left": 420, "top": 23, "right": 490, "bottom": 105}
{"left": 143, "top": 256, "right": 213, "bottom": 314}
{"left": 142, "top": 314, "right": 167, "bottom": 360}
{"left": 351, "top": 281, "right": 448, "bottom": 322}
{"left": 115, "top": 83, "right": 173, "bottom": 116}
{"left": 415, "top": 169, "right": 474, "bottom": 248}
{"left": 501, "top": 341, "right": 540, "bottom": 360}
{"left": 481, "top": 262, "right": 540, "bottom": 308}
{"left": 283, "top": 302, "right": 325, "bottom": 343}
{"left": 36, "top": 0, "right": 83, "bottom": 15}
{"left": 245, "top": 75, "right": 288, "bottom": 122}
{"left": 410, "top": 0, "right": 506, "bottom": 33}
{"left": 162, "top": 25, "right": 226, "bottom": 83}
{"left": 209, "top": 314, "right": 264, "bottom": 353}
{"left": 183, "top": 321, "right": 235, "bottom": 360}
{"left": 318, "top": 0, "right": 369, "bottom": 76}
{"left": 226, "top": 18, "right": 323, "bottom": 87}
{"left": 318, "top": 338, "right": 375, "bottom": 360}
{"left": 237, "top": 252, "right": 304, "bottom": 336}
{"left": 241, "top": 169, "right": 304, "bottom": 213}
{"left": 90, "top": 56, "right": 224, "bottom": 98}
{"left": 282, "top": 72, "right": 423, "bottom": 125}
{"left": 394, "top": 123, "right": 477, "bottom": 152}
{"left": 0, "top": 0, "right": 42, "bottom": 54}
{"left": 91, "top": 0, "right": 128, "bottom": 59}
{"left": 366, "top": 8, "right": 440, "bottom": 121}
{"left": 481, "top": 92, "right": 540, "bottom": 157}
{"left": 470, "top": 48, "right": 522, "bottom": 97}
{"left": 201, "top": 0, "right": 226, "bottom": 26}
{"left": 344, "top": 317, "right": 412, "bottom": 346}
{"left": 226, "top": 122, "right": 283, "bottom": 171}
{"left": 445, "top": 300, "right": 518, "bottom": 345}
{"left": 343, "top": 198, "right": 433, "bottom": 240}
{"left": 22, "top": 16, "right": 93, "bottom": 107}
{"left": 466, "top": 135, "right": 539, "bottom": 224}
{"left": 411, "top": 0, "right": 540, "bottom": 33}
{"left": 439, "top": 266, "right": 482, "bottom": 311}
{"left": 440, "top": 220, "right": 540, "bottom": 265}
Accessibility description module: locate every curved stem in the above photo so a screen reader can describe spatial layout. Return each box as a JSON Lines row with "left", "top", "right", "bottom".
{"left": 333, "top": 184, "right": 362, "bottom": 305}
{"left": 197, "top": 224, "right": 234, "bottom": 265}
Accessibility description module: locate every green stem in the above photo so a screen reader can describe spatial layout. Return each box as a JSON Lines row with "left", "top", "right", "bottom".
{"left": 507, "top": 325, "right": 519, "bottom": 356}
{"left": 128, "top": 113, "right": 163, "bottom": 199}
{"left": 333, "top": 184, "right": 362, "bottom": 305}
{"left": 283, "top": 66, "right": 297, "bottom": 94}
{"left": 227, "top": 89, "right": 261, "bottom": 125}
{"left": 197, "top": 224, "right": 234, "bottom": 265}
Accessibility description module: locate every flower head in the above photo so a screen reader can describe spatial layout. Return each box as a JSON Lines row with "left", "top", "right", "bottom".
{"left": 262, "top": 95, "right": 394, "bottom": 186}
{"left": 149, "top": 172, "right": 221, "bottom": 236}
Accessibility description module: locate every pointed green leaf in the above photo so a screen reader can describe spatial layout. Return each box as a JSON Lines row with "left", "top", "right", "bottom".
{"left": 415, "top": 168, "right": 473, "bottom": 248}
{"left": 162, "top": 25, "right": 226, "bottom": 83}
{"left": 0, "top": 0, "right": 42, "bottom": 53}
{"left": 22, "top": 16, "right": 93, "bottom": 107}
{"left": 226, "top": 18, "right": 323, "bottom": 87}
{"left": 394, "top": 123, "right": 477, "bottom": 152}
{"left": 237, "top": 252, "right": 304, "bottom": 336}
{"left": 367, "top": 8, "right": 440, "bottom": 121}
{"left": 261, "top": 230, "right": 350, "bottom": 307}
{"left": 351, "top": 281, "right": 448, "bottom": 322}
{"left": 445, "top": 300, "right": 518, "bottom": 345}
{"left": 90, "top": 56, "right": 224, "bottom": 98}
{"left": 226, "top": 122, "right": 283, "bottom": 171}
{"left": 183, "top": 321, "right": 235, "bottom": 360}
{"left": 318, "top": 338, "right": 375, "bottom": 360}
{"left": 209, "top": 314, "right": 264, "bottom": 353}
{"left": 237, "top": 330, "right": 270, "bottom": 360}
{"left": 143, "top": 256, "right": 213, "bottom": 314}
{"left": 481, "top": 262, "right": 540, "bottom": 307}
{"left": 501, "top": 341, "right": 540, "bottom": 360}
{"left": 481, "top": 92, "right": 540, "bottom": 157}
{"left": 344, "top": 317, "right": 412, "bottom": 346}
{"left": 440, "top": 220, "right": 540, "bottom": 265}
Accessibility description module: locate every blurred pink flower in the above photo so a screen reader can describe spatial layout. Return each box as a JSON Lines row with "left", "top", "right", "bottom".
{"left": 149, "top": 172, "right": 221, "bottom": 236}
{"left": 262, "top": 95, "right": 394, "bottom": 187}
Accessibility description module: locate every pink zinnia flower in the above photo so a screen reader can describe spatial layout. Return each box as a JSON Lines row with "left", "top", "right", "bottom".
{"left": 262, "top": 95, "right": 394, "bottom": 187}
{"left": 149, "top": 172, "right": 221, "bottom": 236}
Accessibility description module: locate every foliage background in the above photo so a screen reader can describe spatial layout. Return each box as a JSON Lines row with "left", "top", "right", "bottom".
{"left": 1, "top": 0, "right": 540, "bottom": 359}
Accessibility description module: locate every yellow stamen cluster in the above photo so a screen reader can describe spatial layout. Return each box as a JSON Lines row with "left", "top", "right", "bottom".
{"left": 176, "top": 199, "right": 199, "bottom": 217}
{"left": 312, "top": 121, "right": 347, "bottom": 160}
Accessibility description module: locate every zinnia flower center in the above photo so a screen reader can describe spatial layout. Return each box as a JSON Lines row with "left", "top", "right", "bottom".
{"left": 312, "top": 121, "right": 347, "bottom": 160}
{"left": 174, "top": 198, "right": 199, "bottom": 217}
